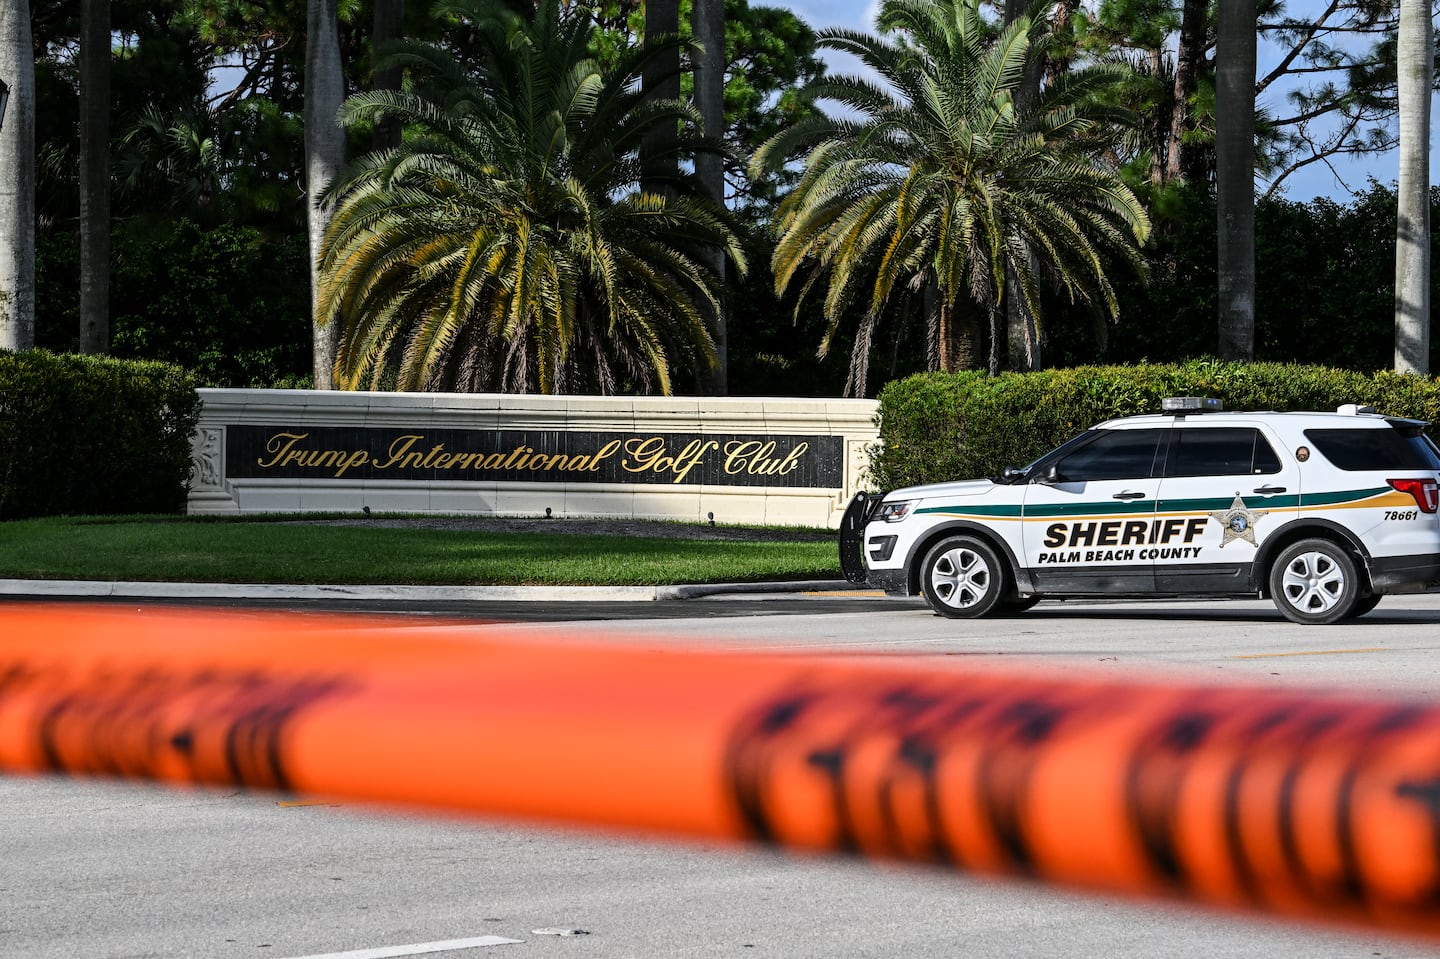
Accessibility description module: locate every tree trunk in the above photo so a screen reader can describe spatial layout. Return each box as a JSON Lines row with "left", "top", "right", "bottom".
{"left": 938, "top": 296, "right": 983, "bottom": 373}
{"left": 1005, "top": 264, "right": 1041, "bottom": 372}
{"left": 371, "top": 0, "right": 403, "bottom": 152}
{"left": 306, "top": 0, "right": 345, "bottom": 389}
{"left": 1004, "top": 0, "right": 1043, "bottom": 102}
{"left": 0, "top": 0, "right": 34, "bottom": 352}
{"left": 693, "top": 0, "right": 726, "bottom": 394}
{"left": 640, "top": 0, "right": 680, "bottom": 198}
{"left": 1394, "top": 0, "right": 1432, "bottom": 375}
{"left": 79, "top": 0, "right": 111, "bottom": 355}
{"left": 1168, "top": 0, "right": 1207, "bottom": 184}
{"left": 1215, "top": 0, "right": 1256, "bottom": 362}
{"left": 1002, "top": 0, "right": 1041, "bottom": 372}
{"left": 1042, "top": 0, "right": 1080, "bottom": 86}
{"left": 1147, "top": 47, "right": 1167, "bottom": 185}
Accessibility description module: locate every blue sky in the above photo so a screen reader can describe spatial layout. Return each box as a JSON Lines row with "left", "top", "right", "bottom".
{"left": 772, "top": 0, "right": 1419, "bottom": 203}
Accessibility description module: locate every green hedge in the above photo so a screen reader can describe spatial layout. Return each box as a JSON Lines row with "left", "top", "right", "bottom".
{"left": 868, "top": 361, "right": 1440, "bottom": 491}
{"left": 0, "top": 351, "right": 201, "bottom": 519}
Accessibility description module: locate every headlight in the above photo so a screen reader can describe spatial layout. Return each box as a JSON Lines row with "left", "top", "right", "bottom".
{"left": 875, "top": 499, "right": 917, "bottom": 523}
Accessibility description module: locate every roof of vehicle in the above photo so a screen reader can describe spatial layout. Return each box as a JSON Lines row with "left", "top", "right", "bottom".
{"left": 1092, "top": 405, "right": 1426, "bottom": 430}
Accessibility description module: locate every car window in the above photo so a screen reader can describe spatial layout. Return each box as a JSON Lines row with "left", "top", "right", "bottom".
{"left": 1054, "top": 428, "right": 1165, "bottom": 482}
{"left": 1017, "top": 431, "right": 1091, "bottom": 475}
{"left": 1166, "top": 427, "right": 1282, "bottom": 477}
{"left": 1305, "top": 427, "right": 1440, "bottom": 471}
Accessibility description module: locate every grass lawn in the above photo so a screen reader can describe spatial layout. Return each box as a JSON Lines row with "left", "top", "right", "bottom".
{"left": 0, "top": 515, "right": 841, "bottom": 586}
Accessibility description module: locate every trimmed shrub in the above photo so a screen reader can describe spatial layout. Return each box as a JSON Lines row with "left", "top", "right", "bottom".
{"left": 36, "top": 219, "right": 311, "bottom": 387}
{"left": 0, "top": 351, "right": 201, "bottom": 519}
{"left": 868, "top": 361, "right": 1440, "bottom": 491}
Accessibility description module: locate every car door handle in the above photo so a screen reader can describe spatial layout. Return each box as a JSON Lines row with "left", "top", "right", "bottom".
{"left": 1252, "top": 485, "right": 1286, "bottom": 494}
{"left": 1113, "top": 491, "right": 1146, "bottom": 500}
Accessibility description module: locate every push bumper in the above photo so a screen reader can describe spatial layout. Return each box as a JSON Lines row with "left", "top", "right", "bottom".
{"left": 838, "top": 491, "right": 883, "bottom": 585}
{"left": 866, "top": 566, "right": 911, "bottom": 596}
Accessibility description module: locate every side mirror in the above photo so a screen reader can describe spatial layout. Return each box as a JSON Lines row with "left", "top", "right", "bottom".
{"left": 1001, "top": 466, "right": 1025, "bottom": 482}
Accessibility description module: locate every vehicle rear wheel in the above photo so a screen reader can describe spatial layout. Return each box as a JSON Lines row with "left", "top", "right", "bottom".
{"left": 919, "top": 535, "right": 1007, "bottom": 619}
{"left": 1345, "top": 593, "right": 1382, "bottom": 618}
{"left": 1268, "top": 538, "right": 1358, "bottom": 625}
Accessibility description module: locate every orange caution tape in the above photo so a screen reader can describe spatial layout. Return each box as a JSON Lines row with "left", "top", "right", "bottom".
{"left": 5, "top": 602, "right": 1440, "bottom": 938}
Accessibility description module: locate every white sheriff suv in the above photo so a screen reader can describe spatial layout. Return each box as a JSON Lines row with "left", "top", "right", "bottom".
{"left": 839, "top": 397, "right": 1440, "bottom": 624}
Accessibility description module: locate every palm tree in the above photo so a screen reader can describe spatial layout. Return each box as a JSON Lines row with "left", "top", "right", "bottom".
{"left": 79, "top": 0, "right": 111, "bottom": 355}
{"left": 693, "top": 0, "right": 729, "bottom": 393}
{"left": 1394, "top": 0, "right": 1432, "bottom": 375}
{"left": 317, "top": 0, "right": 745, "bottom": 395}
{"left": 0, "top": 0, "right": 34, "bottom": 353}
{"left": 642, "top": 0, "right": 682, "bottom": 200}
{"left": 306, "top": 0, "right": 344, "bottom": 389}
{"left": 751, "top": 0, "right": 1150, "bottom": 395}
{"left": 371, "top": 0, "right": 404, "bottom": 152}
{"left": 1215, "top": 0, "right": 1255, "bottom": 363}
{"left": 116, "top": 107, "right": 223, "bottom": 209}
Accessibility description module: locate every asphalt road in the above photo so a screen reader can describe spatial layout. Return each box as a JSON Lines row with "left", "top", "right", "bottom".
{"left": 7, "top": 592, "right": 1440, "bottom": 959}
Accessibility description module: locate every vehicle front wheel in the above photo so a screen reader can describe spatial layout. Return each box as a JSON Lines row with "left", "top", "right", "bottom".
{"left": 996, "top": 596, "right": 1041, "bottom": 616}
{"left": 919, "top": 535, "right": 1007, "bottom": 619}
{"left": 1268, "top": 538, "right": 1359, "bottom": 625}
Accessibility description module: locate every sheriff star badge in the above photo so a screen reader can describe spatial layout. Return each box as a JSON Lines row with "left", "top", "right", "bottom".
{"left": 1208, "top": 494, "right": 1269, "bottom": 547}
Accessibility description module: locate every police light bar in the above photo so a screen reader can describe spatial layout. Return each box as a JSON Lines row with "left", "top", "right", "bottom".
{"left": 1161, "top": 396, "right": 1223, "bottom": 413}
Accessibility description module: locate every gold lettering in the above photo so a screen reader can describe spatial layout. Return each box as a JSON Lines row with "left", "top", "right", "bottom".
{"left": 333, "top": 451, "right": 370, "bottom": 478}
{"left": 723, "top": 441, "right": 761, "bottom": 474}
{"left": 672, "top": 439, "right": 719, "bottom": 483}
{"left": 258, "top": 435, "right": 372, "bottom": 477}
{"left": 253, "top": 432, "right": 821, "bottom": 482}
{"left": 588, "top": 439, "right": 621, "bottom": 471}
{"left": 619, "top": 437, "right": 717, "bottom": 482}
{"left": 623, "top": 437, "right": 669, "bottom": 474}
{"left": 299, "top": 450, "right": 345, "bottom": 469}
{"left": 724, "top": 440, "right": 807, "bottom": 477}
{"left": 372, "top": 435, "right": 424, "bottom": 470}
{"left": 256, "top": 433, "right": 308, "bottom": 468}
{"left": 775, "top": 442, "right": 807, "bottom": 476}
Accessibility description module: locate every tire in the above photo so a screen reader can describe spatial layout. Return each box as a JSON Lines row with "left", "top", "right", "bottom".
{"left": 1268, "top": 538, "right": 1359, "bottom": 625}
{"left": 919, "top": 535, "right": 1008, "bottom": 619}
{"left": 996, "top": 596, "right": 1041, "bottom": 616}
{"left": 1345, "top": 593, "right": 1382, "bottom": 618}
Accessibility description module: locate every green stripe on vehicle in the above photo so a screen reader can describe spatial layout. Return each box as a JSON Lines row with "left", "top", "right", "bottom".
{"left": 1299, "top": 486, "right": 1391, "bottom": 508}
{"left": 915, "top": 504, "right": 1026, "bottom": 518}
{"left": 913, "top": 487, "right": 1393, "bottom": 522}
{"left": 1019, "top": 500, "right": 1158, "bottom": 518}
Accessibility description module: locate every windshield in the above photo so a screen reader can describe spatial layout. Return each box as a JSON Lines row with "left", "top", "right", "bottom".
{"left": 1001, "top": 430, "right": 1094, "bottom": 482}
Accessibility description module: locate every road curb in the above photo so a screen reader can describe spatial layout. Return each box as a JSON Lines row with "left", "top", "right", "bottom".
{"left": 0, "top": 578, "right": 855, "bottom": 603}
